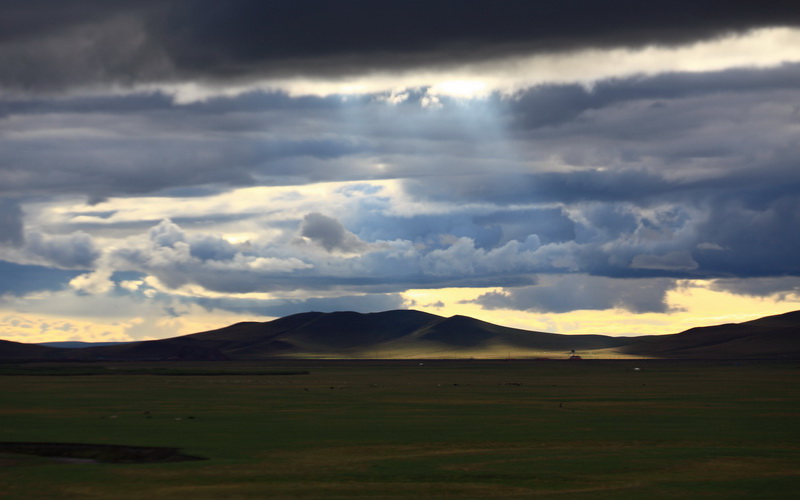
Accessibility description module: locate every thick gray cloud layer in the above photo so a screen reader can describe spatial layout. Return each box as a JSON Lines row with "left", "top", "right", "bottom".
{"left": 1, "top": 1, "right": 799, "bottom": 93}
{"left": 0, "top": 199, "right": 23, "bottom": 246}
{"left": 4, "top": 64, "right": 799, "bottom": 202}
{"left": 154, "top": 1, "right": 800, "bottom": 78}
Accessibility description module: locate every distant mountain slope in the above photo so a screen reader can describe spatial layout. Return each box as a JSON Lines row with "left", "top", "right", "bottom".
{"left": 622, "top": 310, "right": 800, "bottom": 359}
{"left": 185, "top": 310, "right": 445, "bottom": 359}
{"left": 229, "top": 310, "right": 630, "bottom": 358}
{"left": 0, "top": 339, "right": 60, "bottom": 360}
{"left": 2, "top": 309, "right": 799, "bottom": 361}
{"left": 2, "top": 309, "right": 628, "bottom": 361}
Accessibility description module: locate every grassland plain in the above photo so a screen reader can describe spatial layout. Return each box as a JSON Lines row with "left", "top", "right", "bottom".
{"left": 1, "top": 360, "right": 799, "bottom": 499}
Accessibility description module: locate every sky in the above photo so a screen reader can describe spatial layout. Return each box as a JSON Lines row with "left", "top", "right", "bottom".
{"left": 2, "top": 1, "right": 800, "bottom": 344}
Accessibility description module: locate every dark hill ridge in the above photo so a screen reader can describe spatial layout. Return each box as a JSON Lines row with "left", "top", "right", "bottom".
{"left": 621, "top": 309, "right": 800, "bottom": 359}
{"left": 0, "top": 339, "right": 60, "bottom": 360}
{"left": 412, "top": 315, "right": 632, "bottom": 351}
{"left": 2, "top": 309, "right": 800, "bottom": 361}
{"left": 183, "top": 310, "right": 444, "bottom": 359}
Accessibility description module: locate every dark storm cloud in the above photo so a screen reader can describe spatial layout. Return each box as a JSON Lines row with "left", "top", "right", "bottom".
{"left": 708, "top": 277, "right": 800, "bottom": 298}
{"left": 694, "top": 195, "right": 800, "bottom": 277}
{"left": 2, "top": 1, "right": 800, "bottom": 93}
{"left": 0, "top": 3, "right": 168, "bottom": 94}
{"left": 126, "top": 1, "right": 800, "bottom": 80}
{"left": 473, "top": 276, "right": 677, "bottom": 314}
{"left": 0, "top": 1, "right": 161, "bottom": 43}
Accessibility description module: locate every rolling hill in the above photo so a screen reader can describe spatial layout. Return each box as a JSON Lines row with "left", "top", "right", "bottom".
{"left": 1, "top": 309, "right": 798, "bottom": 361}
{"left": 620, "top": 310, "right": 800, "bottom": 359}
{"left": 0, "top": 339, "right": 61, "bottom": 360}
{"left": 62, "top": 310, "right": 629, "bottom": 361}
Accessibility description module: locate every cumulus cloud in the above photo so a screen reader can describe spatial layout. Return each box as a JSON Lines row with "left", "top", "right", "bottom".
{"left": 298, "top": 213, "right": 370, "bottom": 253}
{"left": 105, "top": 219, "right": 316, "bottom": 293}
{"left": 419, "top": 235, "right": 542, "bottom": 276}
{"left": 69, "top": 267, "right": 115, "bottom": 295}
{"left": 147, "top": 219, "right": 187, "bottom": 247}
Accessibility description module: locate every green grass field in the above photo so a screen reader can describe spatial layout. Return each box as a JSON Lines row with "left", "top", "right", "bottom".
{"left": 1, "top": 360, "right": 799, "bottom": 498}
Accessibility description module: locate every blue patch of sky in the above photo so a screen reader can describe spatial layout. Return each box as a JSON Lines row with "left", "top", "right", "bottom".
{"left": 0, "top": 260, "right": 82, "bottom": 296}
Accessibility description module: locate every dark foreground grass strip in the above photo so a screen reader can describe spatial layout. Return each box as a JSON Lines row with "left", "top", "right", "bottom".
{"left": 0, "top": 366, "right": 310, "bottom": 376}
{"left": 0, "top": 442, "right": 206, "bottom": 463}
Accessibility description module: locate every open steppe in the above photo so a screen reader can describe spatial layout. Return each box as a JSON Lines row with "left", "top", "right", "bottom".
{"left": 1, "top": 359, "right": 799, "bottom": 498}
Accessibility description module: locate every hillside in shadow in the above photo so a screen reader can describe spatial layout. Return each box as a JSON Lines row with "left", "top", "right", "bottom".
{"left": 2, "top": 309, "right": 798, "bottom": 361}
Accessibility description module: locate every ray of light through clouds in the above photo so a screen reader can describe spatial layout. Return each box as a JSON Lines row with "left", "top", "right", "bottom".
{"left": 1, "top": 1, "right": 800, "bottom": 343}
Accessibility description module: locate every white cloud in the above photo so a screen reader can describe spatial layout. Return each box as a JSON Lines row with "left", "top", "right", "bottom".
{"left": 119, "top": 280, "right": 143, "bottom": 292}
{"left": 69, "top": 267, "right": 114, "bottom": 295}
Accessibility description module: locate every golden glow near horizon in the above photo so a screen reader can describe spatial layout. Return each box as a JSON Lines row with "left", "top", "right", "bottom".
{"left": 403, "top": 280, "right": 800, "bottom": 337}
{"left": 4, "top": 279, "right": 796, "bottom": 344}
{"left": 0, "top": 300, "right": 250, "bottom": 344}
